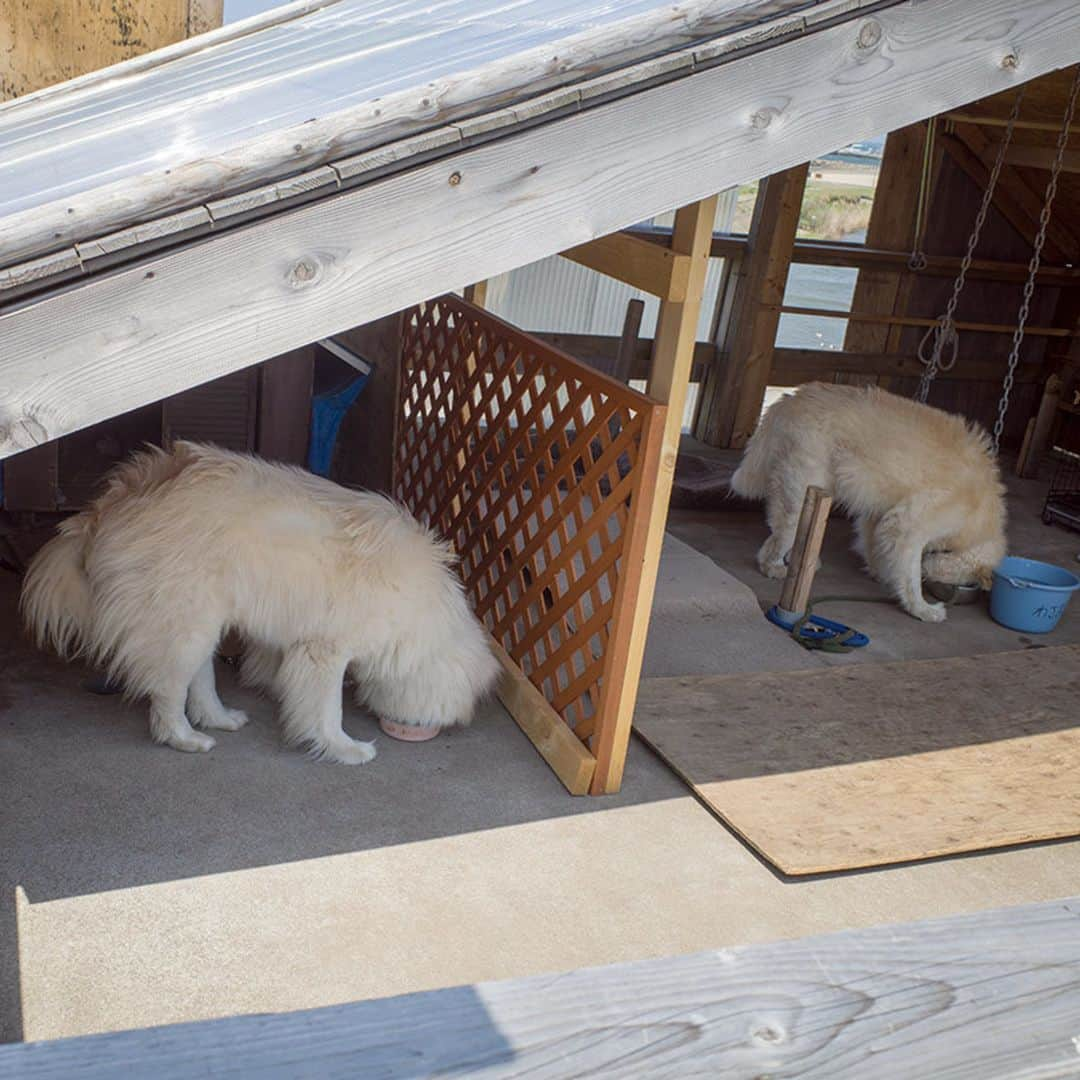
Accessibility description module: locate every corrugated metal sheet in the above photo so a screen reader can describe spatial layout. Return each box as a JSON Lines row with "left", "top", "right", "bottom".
{"left": 486, "top": 190, "right": 738, "bottom": 341}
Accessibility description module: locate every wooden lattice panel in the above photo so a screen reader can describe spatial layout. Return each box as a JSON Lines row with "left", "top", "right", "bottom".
{"left": 394, "top": 296, "right": 664, "bottom": 746}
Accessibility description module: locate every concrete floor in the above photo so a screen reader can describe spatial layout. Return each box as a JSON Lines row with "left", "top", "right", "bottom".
{"left": 3, "top": 464, "right": 1080, "bottom": 1044}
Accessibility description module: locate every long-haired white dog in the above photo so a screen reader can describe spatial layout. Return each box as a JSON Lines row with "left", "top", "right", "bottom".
{"left": 21, "top": 441, "right": 499, "bottom": 762}
{"left": 731, "top": 382, "right": 1007, "bottom": 622}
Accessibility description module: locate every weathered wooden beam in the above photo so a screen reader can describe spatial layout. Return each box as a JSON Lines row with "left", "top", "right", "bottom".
{"left": 694, "top": 165, "right": 808, "bottom": 448}
{"left": 6, "top": 896, "right": 1080, "bottom": 1077}
{"left": 4, "top": 0, "right": 1080, "bottom": 460}
{"left": 614, "top": 298, "right": 645, "bottom": 383}
{"left": 946, "top": 110, "right": 1080, "bottom": 134}
{"left": 562, "top": 231, "right": 693, "bottom": 299}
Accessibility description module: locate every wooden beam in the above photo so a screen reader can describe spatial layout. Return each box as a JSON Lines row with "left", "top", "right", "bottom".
{"left": 614, "top": 299, "right": 645, "bottom": 383}
{"left": 770, "top": 346, "right": 1046, "bottom": 385}
{"left": 775, "top": 304, "right": 1072, "bottom": 337}
{"left": 4, "top": 0, "right": 1080, "bottom": 459}
{"left": 941, "top": 127, "right": 1077, "bottom": 263}
{"left": 561, "top": 231, "right": 693, "bottom": 299}
{"left": 693, "top": 165, "right": 807, "bottom": 448}
{"left": 7, "top": 897, "right": 1080, "bottom": 1076}
{"left": 590, "top": 195, "right": 717, "bottom": 795}
{"left": 946, "top": 110, "right": 1080, "bottom": 134}
{"left": 531, "top": 332, "right": 714, "bottom": 382}
{"left": 489, "top": 638, "right": 595, "bottom": 796}
{"left": 1000, "top": 143, "right": 1080, "bottom": 173}
{"left": 1016, "top": 374, "right": 1063, "bottom": 477}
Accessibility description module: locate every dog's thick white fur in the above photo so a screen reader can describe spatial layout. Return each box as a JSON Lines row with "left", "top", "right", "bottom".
{"left": 21, "top": 442, "right": 499, "bottom": 761}
{"left": 730, "top": 383, "right": 1007, "bottom": 622}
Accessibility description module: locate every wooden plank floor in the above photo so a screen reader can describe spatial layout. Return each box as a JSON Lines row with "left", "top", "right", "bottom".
{"left": 4, "top": 897, "right": 1080, "bottom": 1078}
{"left": 635, "top": 645, "right": 1080, "bottom": 874}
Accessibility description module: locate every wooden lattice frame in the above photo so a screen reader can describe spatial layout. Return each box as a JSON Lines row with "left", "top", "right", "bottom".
{"left": 393, "top": 295, "right": 666, "bottom": 794}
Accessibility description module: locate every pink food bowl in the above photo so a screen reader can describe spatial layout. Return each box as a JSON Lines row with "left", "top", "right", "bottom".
{"left": 378, "top": 718, "right": 442, "bottom": 742}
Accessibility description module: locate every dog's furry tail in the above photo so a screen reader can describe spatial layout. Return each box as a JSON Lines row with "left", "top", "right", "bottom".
{"left": 729, "top": 395, "right": 784, "bottom": 499}
{"left": 20, "top": 518, "right": 93, "bottom": 658}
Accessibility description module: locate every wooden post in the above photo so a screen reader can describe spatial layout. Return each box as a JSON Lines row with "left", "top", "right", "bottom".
{"left": 778, "top": 486, "right": 832, "bottom": 616}
{"left": 463, "top": 281, "right": 488, "bottom": 307}
{"left": 614, "top": 299, "right": 645, "bottom": 384}
{"left": 1017, "top": 374, "right": 1063, "bottom": 478}
{"left": 844, "top": 123, "right": 935, "bottom": 366}
{"left": 589, "top": 195, "right": 717, "bottom": 795}
{"left": 693, "top": 166, "right": 807, "bottom": 448}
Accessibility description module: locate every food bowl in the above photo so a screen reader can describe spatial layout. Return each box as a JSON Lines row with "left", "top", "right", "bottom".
{"left": 378, "top": 718, "right": 442, "bottom": 742}
{"left": 925, "top": 580, "right": 983, "bottom": 606}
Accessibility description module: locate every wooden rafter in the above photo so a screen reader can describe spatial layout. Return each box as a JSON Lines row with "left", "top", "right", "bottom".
{"left": 561, "top": 231, "right": 693, "bottom": 299}
{"left": 941, "top": 125, "right": 1078, "bottom": 263}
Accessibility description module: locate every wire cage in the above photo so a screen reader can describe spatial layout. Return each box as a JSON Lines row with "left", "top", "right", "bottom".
{"left": 1043, "top": 448, "right": 1080, "bottom": 532}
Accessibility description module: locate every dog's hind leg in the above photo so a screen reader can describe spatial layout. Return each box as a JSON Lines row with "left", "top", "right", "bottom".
{"left": 144, "top": 635, "right": 222, "bottom": 753}
{"left": 187, "top": 656, "right": 249, "bottom": 732}
{"left": 872, "top": 500, "right": 946, "bottom": 623}
{"left": 277, "top": 641, "right": 376, "bottom": 765}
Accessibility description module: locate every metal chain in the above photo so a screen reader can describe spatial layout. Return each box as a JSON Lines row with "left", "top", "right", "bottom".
{"left": 916, "top": 88, "right": 1026, "bottom": 404}
{"left": 993, "top": 64, "right": 1080, "bottom": 452}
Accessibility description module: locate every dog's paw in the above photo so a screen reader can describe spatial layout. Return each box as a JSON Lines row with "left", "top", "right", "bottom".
{"left": 760, "top": 560, "right": 788, "bottom": 580}
{"left": 319, "top": 737, "right": 377, "bottom": 766}
{"left": 911, "top": 601, "right": 947, "bottom": 624}
{"left": 168, "top": 730, "right": 217, "bottom": 753}
{"left": 190, "top": 704, "right": 250, "bottom": 732}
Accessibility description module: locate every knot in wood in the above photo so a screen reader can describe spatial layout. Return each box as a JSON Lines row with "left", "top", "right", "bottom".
{"left": 1001, "top": 52, "right": 1019, "bottom": 70}
{"left": 856, "top": 19, "right": 882, "bottom": 50}
{"left": 448, "top": 171, "right": 463, "bottom": 186}
{"left": 750, "top": 108, "right": 777, "bottom": 131}
{"left": 287, "top": 257, "right": 320, "bottom": 288}
{"left": 752, "top": 1024, "right": 785, "bottom": 1045}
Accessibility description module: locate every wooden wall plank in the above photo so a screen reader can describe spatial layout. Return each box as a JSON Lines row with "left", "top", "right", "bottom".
{"left": 5, "top": 897, "right": 1080, "bottom": 1077}
{"left": 333, "top": 314, "right": 404, "bottom": 493}
{"left": 256, "top": 348, "right": 315, "bottom": 466}
{"left": 4, "top": 0, "right": 1080, "bottom": 459}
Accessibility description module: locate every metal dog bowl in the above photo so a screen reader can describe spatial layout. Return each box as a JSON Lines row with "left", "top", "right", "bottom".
{"left": 925, "top": 580, "right": 983, "bottom": 606}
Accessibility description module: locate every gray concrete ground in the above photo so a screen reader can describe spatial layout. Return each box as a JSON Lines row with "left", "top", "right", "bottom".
{"left": 2, "top": 462, "right": 1079, "bottom": 1043}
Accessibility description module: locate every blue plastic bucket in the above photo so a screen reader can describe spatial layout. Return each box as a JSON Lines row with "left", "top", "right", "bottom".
{"left": 990, "top": 556, "right": 1080, "bottom": 633}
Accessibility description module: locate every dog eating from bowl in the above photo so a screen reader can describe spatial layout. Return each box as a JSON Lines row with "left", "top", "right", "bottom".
{"left": 21, "top": 442, "right": 500, "bottom": 762}
{"left": 731, "top": 382, "right": 1007, "bottom": 622}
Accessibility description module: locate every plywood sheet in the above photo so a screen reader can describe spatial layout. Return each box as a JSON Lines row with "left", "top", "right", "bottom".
{"left": 635, "top": 646, "right": 1080, "bottom": 874}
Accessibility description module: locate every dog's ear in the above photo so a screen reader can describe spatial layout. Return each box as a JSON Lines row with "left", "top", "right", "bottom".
{"left": 975, "top": 565, "right": 995, "bottom": 590}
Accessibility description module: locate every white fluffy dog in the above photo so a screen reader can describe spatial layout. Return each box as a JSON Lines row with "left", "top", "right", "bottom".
{"left": 21, "top": 442, "right": 499, "bottom": 761}
{"left": 731, "top": 383, "right": 1007, "bottom": 622}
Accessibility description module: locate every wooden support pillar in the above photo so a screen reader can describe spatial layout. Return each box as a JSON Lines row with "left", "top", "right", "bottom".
{"left": 589, "top": 195, "right": 717, "bottom": 795}
{"left": 693, "top": 166, "right": 807, "bottom": 448}
{"left": 463, "top": 281, "right": 488, "bottom": 307}
{"left": 845, "top": 123, "right": 934, "bottom": 363}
